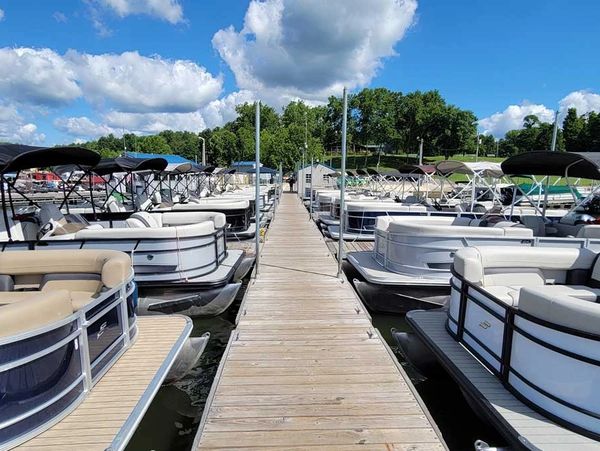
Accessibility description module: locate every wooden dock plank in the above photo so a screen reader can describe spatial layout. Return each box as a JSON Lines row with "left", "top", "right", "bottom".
{"left": 193, "top": 192, "right": 445, "bottom": 450}
{"left": 17, "top": 315, "right": 190, "bottom": 451}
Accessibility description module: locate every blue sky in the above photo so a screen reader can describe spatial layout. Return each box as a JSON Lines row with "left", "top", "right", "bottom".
{"left": 0, "top": 0, "right": 599, "bottom": 145}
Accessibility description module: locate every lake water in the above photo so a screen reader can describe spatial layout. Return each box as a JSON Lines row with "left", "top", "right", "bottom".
{"left": 126, "top": 277, "right": 506, "bottom": 451}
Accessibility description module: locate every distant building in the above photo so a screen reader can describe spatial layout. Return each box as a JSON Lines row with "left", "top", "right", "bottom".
{"left": 296, "top": 162, "right": 337, "bottom": 199}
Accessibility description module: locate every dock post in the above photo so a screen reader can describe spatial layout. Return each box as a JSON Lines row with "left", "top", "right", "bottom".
{"left": 255, "top": 100, "right": 261, "bottom": 277}
{"left": 337, "top": 87, "right": 348, "bottom": 278}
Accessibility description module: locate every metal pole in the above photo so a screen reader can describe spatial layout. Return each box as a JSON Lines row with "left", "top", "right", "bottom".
{"left": 475, "top": 134, "right": 480, "bottom": 161}
{"left": 198, "top": 136, "right": 206, "bottom": 165}
{"left": 254, "top": 101, "right": 261, "bottom": 276}
{"left": 543, "top": 110, "right": 560, "bottom": 217}
{"left": 418, "top": 137, "right": 424, "bottom": 165}
{"left": 337, "top": 88, "right": 348, "bottom": 278}
{"left": 309, "top": 156, "right": 314, "bottom": 220}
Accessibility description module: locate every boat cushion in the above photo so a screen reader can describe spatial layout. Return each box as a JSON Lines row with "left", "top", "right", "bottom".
{"left": 0, "top": 290, "right": 73, "bottom": 338}
{"left": 40, "top": 273, "right": 103, "bottom": 295}
{"left": 0, "top": 274, "right": 14, "bottom": 292}
{"left": 453, "top": 246, "right": 596, "bottom": 286}
{"left": 161, "top": 212, "right": 226, "bottom": 228}
{"left": 0, "top": 250, "right": 132, "bottom": 289}
{"left": 69, "top": 291, "right": 98, "bottom": 310}
{"left": 481, "top": 286, "right": 522, "bottom": 306}
{"left": 519, "top": 286, "right": 600, "bottom": 335}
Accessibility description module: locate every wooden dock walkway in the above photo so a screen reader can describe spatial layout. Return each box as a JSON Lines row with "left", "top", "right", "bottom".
{"left": 194, "top": 193, "right": 446, "bottom": 450}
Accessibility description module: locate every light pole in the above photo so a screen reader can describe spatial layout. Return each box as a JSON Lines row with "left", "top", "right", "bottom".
{"left": 475, "top": 134, "right": 481, "bottom": 161}
{"left": 337, "top": 87, "right": 348, "bottom": 278}
{"left": 198, "top": 136, "right": 206, "bottom": 165}
{"left": 417, "top": 137, "right": 424, "bottom": 165}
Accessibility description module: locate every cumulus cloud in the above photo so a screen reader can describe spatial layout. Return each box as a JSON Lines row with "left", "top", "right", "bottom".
{"left": 66, "top": 50, "right": 222, "bottom": 113}
{"left": 55, "top": 110, "right": 207, "bottom": 140}
{"left": 201, "top": 90, "right": 255, "bottom": 129}
{"left": 478, "top": 103, "right": 555, "bottom": 138}
{"left": 0, "top": 47, "right": 222, "bottom": 114}
{"left": 0, "top": 48, "right": 81, "bottom": 106}
{"left": 212, "top": 0, "right": 417, "bottom": 105}
{"left": 97, "top": 0, "right": 184, "bottom": 23}
{"left": 0, "top": 9, "right": 5, "bottom": 21}
{"left": 559, "top": 90, "right": 600, "bottom": 115}
{"left": 0, "top": 105, "right": 45, "bottom": 144}
{"left": 54, "top": 116, "right": 116, "bottom": 139}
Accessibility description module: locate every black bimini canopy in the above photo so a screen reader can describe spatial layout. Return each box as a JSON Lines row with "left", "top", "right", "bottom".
{"left": 501, "top": 151, "right": 600, "bottom": 180}
{"left": 167, "top": 162, "right": 205, "bottom": 174}
{"left": 93, "top": 156, "right": 168, "bottom": 176}
{"left": 0, "top": 144, "right": 101, "bottom": 174}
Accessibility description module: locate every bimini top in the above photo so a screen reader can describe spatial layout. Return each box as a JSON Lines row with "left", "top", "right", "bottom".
{"left": 501, "top": 151, "right": 600, "bottom": 180}
{"left": 93, "top": 156, "right": 168, "bottom": 175}
{"left": 229, "top": 165, "right": 277, "bottom": 174}
{"left": 166, "top": 162, "right": 205, "bottom": 174}
{"left": 436, "top": 160, "right": 503, "bottom": 178}
{"left": 397, "top": 164, "right": 437, "bottom": 175}
{"left": 0, "top": 144, "right": 101, "bottom": 173}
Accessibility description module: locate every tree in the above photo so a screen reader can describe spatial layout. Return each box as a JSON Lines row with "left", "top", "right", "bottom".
{"left": 208, "top": 128, "right": 237, "bottom": 165}
{"left": 137, "top": 135, "right": 170, "bottom": 153}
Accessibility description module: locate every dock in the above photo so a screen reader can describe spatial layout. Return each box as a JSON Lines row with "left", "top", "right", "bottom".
{"left": 194, "top": 193, "right": 446, "bottom": 449}
{"left": 17, "top": 315, "right": 191, "bottom": 451}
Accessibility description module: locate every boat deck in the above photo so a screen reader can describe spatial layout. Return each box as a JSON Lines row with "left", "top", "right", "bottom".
{"left": 17, "top": 315, "right": 192, "bottom": 451}
{"left": 407, "top": 310, "right": 600, "bottom": 450}
{"left": 194, "top": 193, "right": 445, "bottom": 450}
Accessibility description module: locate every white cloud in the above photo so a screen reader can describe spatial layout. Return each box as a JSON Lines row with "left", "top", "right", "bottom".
{"left": 53, "top": 11, "right": 68, "bottom": 23}
{"left": 0, "top": 9, "right": 5, "bottom": 21}
{"left": 66, "top": 50, "right": 222, "bottom": 113}
{"left": 478, "top": 103, "right": 555, "bottom": 138}
{"left": 0, "top": 48, "right": 81, "bottom": 106}
{"left": 97, "top": 0, "right": 184, "bottom": 23}
{"left": 559, "top": 90, "right": 600, "bottom": 116}
{"left": 212, "top": 0, "right": 417, "bottom": 105}
{"left": 103, "top": 111, "right": 206, "bottom": 134}
{"left": 0, "top": 105, "right": 45, "bottom": 144}
{"left": 201, "top": 90, "right": 255, "bottom": 129}
{"left": 54, "top": 116, "right": 116, "bottom": 139}
{"left": 56, "top": 110, "right": 207, "bottom": 140}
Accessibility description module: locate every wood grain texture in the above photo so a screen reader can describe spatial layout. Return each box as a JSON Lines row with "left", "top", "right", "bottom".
{"left": 194, "top": 193, "right": 445, "bottom": 450}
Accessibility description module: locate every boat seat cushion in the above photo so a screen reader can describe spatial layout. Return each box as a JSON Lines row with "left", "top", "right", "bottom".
{"left": 0, "top": 250, "right": 132, "bottom": 289}
{"left": 519, "top": 287, "right": 600, "bottom": 335}
{"left": 0, "top": 274, "right": 14, "bottom": 291}
{"left": 481, "top": 286, "right": 522, "bottom": 306}
{"left": 69, "top": 291, "right": 98, "bottom": 310}
{"left": 40, "top": 273, "right": 103, "bottom": 295}
{"left": 127, "top": 211, "right": 163, "bottom": 228}
{"left": 453, "top": 246, "right": 597, "bottom": 286}
{"left": 0, "top": 290, "right": 73, "bottom": 338}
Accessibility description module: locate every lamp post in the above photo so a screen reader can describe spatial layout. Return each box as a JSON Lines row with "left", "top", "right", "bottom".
{"left": 417, "top": 137, "right": 424, "bottom": 165}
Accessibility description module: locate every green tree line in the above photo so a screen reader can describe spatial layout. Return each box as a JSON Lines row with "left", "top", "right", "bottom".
{"left": 74, "top": 88, "right": 600, "bottom": 169}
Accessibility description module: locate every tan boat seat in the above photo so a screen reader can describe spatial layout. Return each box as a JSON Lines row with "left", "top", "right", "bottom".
{"left": 40, "top": 273, "right": 103, "bottom": 294}
{"left": 0, "top": 290, "right": 73, "bottom": 338}
{"left": 69, "top": 291, "right": 98, "bottom": 310}
{"left": 0, "top": 291, "right": 45, "bottom": 305}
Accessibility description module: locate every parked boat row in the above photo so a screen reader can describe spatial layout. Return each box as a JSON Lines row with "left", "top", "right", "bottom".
{"left": 0, "top": 144, "right": 278, "bottom": 449}
{"left": 312, "top": 151, "right": 600, "bottom": 449}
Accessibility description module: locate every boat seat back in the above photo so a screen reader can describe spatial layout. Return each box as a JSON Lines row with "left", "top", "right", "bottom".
{"left": 0, "top": 250, "right": 132, "bottom": 289}
{"left": 126, "top": 212, "right": 163, "bottom": 228}
{"left": 0, "top": 214, "right": 25, "bottom": 241}
{"left": 40, "top": 273, "right": 103, "bottom": 295}
{"left": 454, "top": 246, "right": 597, "bottom": 287}
{"left": 519, "top": 286, "right": 600, "bottom": 335}
{"left": 520, "top": 215, "right": 546, "bottom": 237}
{"left": 0, "top": 290, "right": 73, "bottom": 338}
{"left": 576, "top": 225, "right": 600, "bottom": 239}
{"left": 106, "top": 197, "right": 126, "bottom": 212}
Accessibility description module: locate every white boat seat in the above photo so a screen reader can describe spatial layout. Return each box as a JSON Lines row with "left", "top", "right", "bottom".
{"left": 480, "top": 286, "right": 522, "bottom": 307}
{"left": 106, "top": 197, "right": 126, "bottom": 212}
{"left": 576, "top": 225, "right": 600, "bottom": 239}
{"left": 126, "top": 211, "right": 163, "bottom": 228}
{"left": 519, "top": 286, "right": 600, "bottom": 335}
{"left": 0, "top": 290, "right": 73, "bottom": 338}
